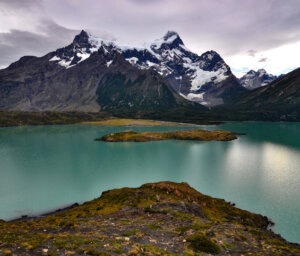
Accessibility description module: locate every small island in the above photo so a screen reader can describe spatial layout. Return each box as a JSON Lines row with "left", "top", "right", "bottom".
{"left": 96, "top": 129, "right": 244, "bottom": 142}
{"left": 1, "top": 181, "right": 299, "bottom": 255}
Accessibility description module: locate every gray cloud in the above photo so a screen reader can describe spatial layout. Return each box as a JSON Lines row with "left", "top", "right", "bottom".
{"left": 0, "top": 22, "right": 77, "bottom": 67}
{"left": 0, "top": 0, "right": 300, "bottom": 69}
{"left": 258, "top": 58, "right": 268, "bottom": 63}
{"left": 247, "top": 50, "right": 257, "bottom": 57}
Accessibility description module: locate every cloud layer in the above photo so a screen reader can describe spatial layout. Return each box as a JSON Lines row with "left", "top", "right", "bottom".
{"left": 0, "top": 0, "right": 299, "bottom": 75}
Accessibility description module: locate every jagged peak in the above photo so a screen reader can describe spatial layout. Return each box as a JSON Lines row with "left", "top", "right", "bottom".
{"left": 245, "top": 69, "right": 256, "bottom": 75}
{"left": 151, "top": 30, "right": 184, "bottom": 50}
{"left": 163, "top": 30, "right": 179, "bottom": 40}
{"left": 73, "top": 30, "right": 89, "bottom": 43}
{"left": 200, "top": 50, "right": 222, "bottom": 61}
{"left": 257, "top": 68, "right": 267, "bottom": 73}
{"left": 244, "top": 69, "right": 270, "bottom": 77}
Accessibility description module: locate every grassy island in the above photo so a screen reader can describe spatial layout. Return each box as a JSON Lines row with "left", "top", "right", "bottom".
{"left": 96, "top": 129, "right": 244, "bottom": 142}
{"left": 0, "top": 181, "right": 299, "bottom": 255}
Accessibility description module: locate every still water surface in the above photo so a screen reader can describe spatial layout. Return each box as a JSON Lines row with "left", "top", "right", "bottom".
{"left": 0, "top": 122, "right": 299, "bottom": 243}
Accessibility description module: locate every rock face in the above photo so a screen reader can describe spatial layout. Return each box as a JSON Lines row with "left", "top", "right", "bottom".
{"left": 1, "top": 181, "right": 299, "bottom": 255}
{"left": 0, "top": 30, "right": 244, "bottom": 113}
{"left": 239, "top": 69, "right": 277, "bottom": 90}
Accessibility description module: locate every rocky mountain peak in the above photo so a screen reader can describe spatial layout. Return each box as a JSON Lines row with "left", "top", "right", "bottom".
{"left": 239, "top": 68, "right": 277, "bottom": 90}
{"left": 151, "top": 31, "right": 184, "bottom": 51}
{"left": 163, "top": 30, "right": 179, "bottom": 40}
{"left": 73, "top": 30, "right": 90, "bottom": 45}
{"left": 200, "top": 50, "right": 224, "bottom": 62}
{"left": 247, "top": 70, "right": 256, "bottom": 74}
{"left": 198, "top": 50, "right": 229, "bottom": 73}
{"left": 45, "top": 30, "right": 243, "bottom": 107}
{"left": 257, "top": 68, "right": 266, "bottom": 73}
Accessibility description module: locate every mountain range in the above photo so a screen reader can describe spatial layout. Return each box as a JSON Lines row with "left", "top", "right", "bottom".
{"left": 0, "top": 30, "right": 299, "bottom": 121}
{"left": 239, "top": 69, "right": 277, "bottom": 90}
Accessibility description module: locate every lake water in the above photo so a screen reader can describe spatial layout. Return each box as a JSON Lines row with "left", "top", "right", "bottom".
{"left": 0, "top": 122, "right": 300, "bottom": 243}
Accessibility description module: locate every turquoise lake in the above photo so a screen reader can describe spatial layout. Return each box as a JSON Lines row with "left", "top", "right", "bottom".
{"left": 0, "top": 122, "right": 300, "bottom": 243}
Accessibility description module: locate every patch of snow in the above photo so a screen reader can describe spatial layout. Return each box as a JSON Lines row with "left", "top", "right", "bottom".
{"left": 77, "top": 52, "right": 90, "bottom": 63}
{"left": 106, "top": 60, "right": 113, "bottom": 67}
{"left": 179, "top": 92, "right": 208, "bottom": 105}
{"left": 146, "top": 61, "right": 157, "bottom": 67}
{"left": 183, "top": 62, "right": 228, "bottom": 91}
{"left": 182, "top": 57, "right": 192, "bottom": 63}
{"left": 179, "top": 44, "right": 191, "bottom": 52}
{"left": 49, "top": 56, "right": 60, "bottom": 61}
{"left": 151, "top": 34, "right": 178, "bottom": 49}
{"left": 88, "top": 34, "right": 102, "bottom": 48}
{"left": 58, "top": 57, "right": 73, "bottom": 68}
{"left": 125, "top": 57, "right": 139, "bottom": 65}
{"left": 206, "top": 53, "right": 213, "bottom": 60}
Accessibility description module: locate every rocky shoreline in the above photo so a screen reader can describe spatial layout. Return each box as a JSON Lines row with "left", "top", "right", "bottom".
{"left": 1, "top": 181, "right": 299, "bottom": 255}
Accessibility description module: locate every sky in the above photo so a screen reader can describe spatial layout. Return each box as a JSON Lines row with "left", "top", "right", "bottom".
{"left": 0, "top": 0, "right": 299, "bottom": 77}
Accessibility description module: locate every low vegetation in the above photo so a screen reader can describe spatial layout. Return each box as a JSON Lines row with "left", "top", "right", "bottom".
{"left": 0, "top": 181, "right": 299, "bottom": 255}
{"left": 0, "top": 111, "right": 223, "bottom": 127}
{"left": 81, "top": 119, "right": 182, "bottom": 126}
{"left": 0, "top": 111, "right": 112, "bottom": 127}
{"left": 96, "top": 129, "right": 244, "bottom": 142}
{"left": 187, "top": 233, "right": 221, "bottom": 254}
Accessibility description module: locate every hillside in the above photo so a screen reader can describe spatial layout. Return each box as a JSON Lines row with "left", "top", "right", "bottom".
{"left": 222, "top": 68, "right": 300, "bottom": 121}
{"left": 0, "top": 182, "right": 299, "bottom": 255}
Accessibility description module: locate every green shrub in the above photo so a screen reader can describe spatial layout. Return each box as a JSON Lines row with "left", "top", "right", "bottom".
{"left": 187, "top": 233, "right": 221, "bottom": 254}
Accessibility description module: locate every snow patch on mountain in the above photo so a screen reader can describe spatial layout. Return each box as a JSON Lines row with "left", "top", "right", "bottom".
{"left": 49, "top": 56, "right": 60, "bottom": 61}
{"left": 151, "top": 34, "right": 178, "bottom": 49}
{"left": 106, "top": 60, "right": 113, "bottom": 67}
{"left": 183, "top": 62, "right": 228, "bottom": 91}
{"left": 48, "top": 30, "right": 240, "bottom": 107}
{"left": 180, "top": 92, "right": 208, "bottom": 105}
{"left": 125, "top": 57, "right": 139, "bottom": 65}
{"left": 239, "top": 69, "right": 277, "bottom": 90}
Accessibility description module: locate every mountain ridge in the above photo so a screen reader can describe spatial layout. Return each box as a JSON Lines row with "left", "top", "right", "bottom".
{"left": 0, "top": 31, "right": 205, "bottom": 114}
{"left": 0, "top": 30, "right": 299, "bottom": 121}
{"left": 239, "top": 68, "right": 277, "bottom": 90}
{"left": 45, "top": 30, "right": 245, "bottom": 107}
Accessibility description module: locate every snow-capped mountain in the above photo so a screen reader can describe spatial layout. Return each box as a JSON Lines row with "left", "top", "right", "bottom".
{"left": 239, "top": 69, "right": 277, "bottom": 90}
{"left": 0, "top": 30, "right": 299, "bottom": 121}
{"left": 0, "top": 30, "right": 204, "bottom": 114}
{"left": 49, "top": 30, "right": 245, "bottom": 106}
{"left": 122, "top": 31, "right": 241, "bottom": 106}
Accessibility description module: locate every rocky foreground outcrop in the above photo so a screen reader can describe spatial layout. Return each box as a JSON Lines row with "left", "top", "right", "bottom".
{"left": 0, "top": 182, "right": 299, "bottom": 255}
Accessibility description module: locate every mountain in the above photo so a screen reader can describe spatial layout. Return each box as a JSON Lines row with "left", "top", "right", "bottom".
{"left": 121, "top": 31, "right": 245, "bottom": 106}
{"left": 220, "top": 67, "right": 300, "bottom": 121}
{"left": 0, "top": 30, "right": 245, "bottom": 115}
{"left": 49, "top": 30, "right": 246, "bottom": 107}
{"left": 0, "top": 30, "right": 205, "bottom": 116}
{"left": 239, "top": 69, "right": 277, "bottom": 90}
{"left": 1, "top": 30, "right": 298, "bottom": 121}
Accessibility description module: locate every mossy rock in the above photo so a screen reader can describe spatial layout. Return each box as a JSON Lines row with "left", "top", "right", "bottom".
{"left": 187, "top": 233, "right": 221, "bottom": 254}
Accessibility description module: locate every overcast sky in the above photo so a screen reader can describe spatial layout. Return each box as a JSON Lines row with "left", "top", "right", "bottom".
{"left": 0, "top": 0, "right": 299, "bottom": 77}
